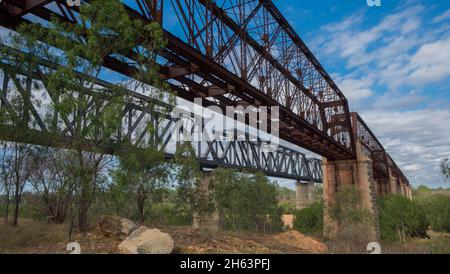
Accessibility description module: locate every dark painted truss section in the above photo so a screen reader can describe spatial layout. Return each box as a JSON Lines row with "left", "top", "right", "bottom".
{"left": 0, "top": 48, "right": 322, "bottom": 182}
{"left": 351, "top": 113, "right": 409, "bottom": 187}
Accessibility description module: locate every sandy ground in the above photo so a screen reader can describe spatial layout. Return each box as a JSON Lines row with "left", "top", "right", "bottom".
{"left": 1, "top": 219, "right": 448, "bottom": 254}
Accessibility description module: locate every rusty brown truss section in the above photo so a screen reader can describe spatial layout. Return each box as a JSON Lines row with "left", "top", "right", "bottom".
{"left": 352, "top": 113, "right": 409, "bottom": 186}
{"left": 0, "top": 0, "right": 407, "bottom": 184}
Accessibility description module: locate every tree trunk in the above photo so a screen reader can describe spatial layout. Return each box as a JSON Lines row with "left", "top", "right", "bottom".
{"left": 3, "top": 192, "right": 9, "bottom": 224}
{"left": 78, "top": 205, "right": 88, "bottom": 233}
{"left": 137, "top": 196, "right": 146, "bottom": 224}
{"left": 12, "top": 180, "right": 20, "bottom": 227}
{"left": 13, "top": 195, "right": 20, "bottom": 227}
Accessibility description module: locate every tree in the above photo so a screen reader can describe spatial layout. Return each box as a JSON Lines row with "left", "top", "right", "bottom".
{"left": 441, "top": 158, "right": 449, "bottom": 181}
{"left": 211, "top": 168, "right": 281, "bottom": 232}
{"left": 418, "top": 194, "right": 450, "bottom": 233}
{"left": 294, "top": 202, "right": 323, "bottom": 235}
{"left": 0, "top": 142, "right": 12, "bottom": 223}
{"left": 378, "top": 194, "right": 429, "bottom": 242}
{"left": 173, "top": 142, "right": 214, "bottom": 223}
{"left": 9, "top": 143, "right": 36, "bottom": 227}
{"left": 114, "top": 145, "right": 170, "bottom": 223}
{"left": 29, "top": 147, "right": 76, "bottom": 224}
{"left": 0, "top": 142, "right": 36, "bottom": 227}
{"left": 3, "top": 0, "right": 168, "bottom": 232}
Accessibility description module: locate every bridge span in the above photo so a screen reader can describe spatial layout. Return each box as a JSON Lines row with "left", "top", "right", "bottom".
{"left": 0, "top": 0, "right": 412, "bottom": 239}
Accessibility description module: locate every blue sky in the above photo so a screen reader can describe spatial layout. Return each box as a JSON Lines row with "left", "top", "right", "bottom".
{"left": 272, "top": 0, "right": 450, "bottom": 188}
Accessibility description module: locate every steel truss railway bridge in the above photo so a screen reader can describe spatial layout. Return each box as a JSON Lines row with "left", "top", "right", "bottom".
{"left": 0, "top": 0, "right": 411, "bottom": 238}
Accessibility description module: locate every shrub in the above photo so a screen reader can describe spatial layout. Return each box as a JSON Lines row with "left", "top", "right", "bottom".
{"left": 420, "top": 194, "right": 450, "bottom": 233}
{"left": 146, "top": 203, "right": 192, "bottom": 226}
{"left": 211, "top": 169, "right": 282, "bottom": 232}
{"left": 378, "top": 194, "right": 429, "bottom": 242}
{"left": 279, "top": 201, "right": 296, "bottom": 214}
{"left": 328, "top": 186, "right": 375, "bottom": 246}
{"left": 330, "top": 186, "right": 372, "bottom": 225}
{"left": 293, "top": 202, "right": 323, "bottom": 235}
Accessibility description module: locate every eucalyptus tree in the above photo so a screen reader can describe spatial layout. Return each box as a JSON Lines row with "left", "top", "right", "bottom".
{"left": 1, "top": 0, "right": 169, "bottom": 232}
{"left": 441, "top": 158, "right": 449, "bottom": 181}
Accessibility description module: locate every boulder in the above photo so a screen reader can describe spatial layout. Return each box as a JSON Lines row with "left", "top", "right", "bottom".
{"left": 98, "top": 215, "right": 137, "bottom": 240}
{"left": 118, "top": 226, "right": 174, "bottom": 254}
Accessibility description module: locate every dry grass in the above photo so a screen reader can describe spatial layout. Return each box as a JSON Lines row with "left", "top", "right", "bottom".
{"left": 0, "top": 219, "right": 120, "bottom": 254}
{"left": 326, "top": 224, "right": 376, "bottom": 254}
{"left": 382, "top": 231, "right": 450, "bottom": 254}
{"left": 0, "top": 219, "right": 69, "bottom": 254}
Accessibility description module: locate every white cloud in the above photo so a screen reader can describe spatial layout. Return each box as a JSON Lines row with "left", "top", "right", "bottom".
{"left": 335, "top": 76, "right": 374, "bottom": 106}
{"left": 408, "top": 37, "right": 450, "bottom": 85}
{"left": 433, "top": 9, "right": 450, "bottom": 23}
{"left": 310, "top": 4, "right": 450, "bottom": 92}
{"left": 361, "top": 109, "right": 450, "bottom": 188}
{"left": 307, "top": 3, "right": 450, "bottom": 188}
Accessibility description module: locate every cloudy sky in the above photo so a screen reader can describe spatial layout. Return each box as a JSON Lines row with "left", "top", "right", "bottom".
{"left": 273, "top": 0, "right": 450, "bottom": 188}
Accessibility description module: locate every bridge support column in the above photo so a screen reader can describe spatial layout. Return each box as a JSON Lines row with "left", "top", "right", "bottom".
{"left": 192, "top": 171, "right": 220, "bottom": 232}
{"left": 407, "top": 186, "right": 413, "bottom": 200}
{"left": 322, "top": 142, "right": 379, "bottom": 241}
{"left": 295, "top": 181, "right": 315, "bottom": 209}
{"left": 388, "top": 169, "right": 398, "bottom": 195}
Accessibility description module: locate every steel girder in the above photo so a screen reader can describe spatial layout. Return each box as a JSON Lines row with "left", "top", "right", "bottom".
{"left": 0, "top": 48, "right": 323, "bottom": 182}
{"left": 351, "top": 113, "right": 409, "bottom": 187}
{"left": 0, "top": 0, "right": 409, "bottom": 184}
{"left": 0, "top": 0, "right": 354, "bottom": 160}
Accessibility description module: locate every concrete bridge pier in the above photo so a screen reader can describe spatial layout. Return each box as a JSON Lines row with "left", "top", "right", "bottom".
{"left": 295, "top": 181, "right": 315, "bottom": 209}
{"left": 192, "top": 171, "right": 221, "bottom": 232}
{"left": 388, "top": 169, "right": 398, "bottom": 195}
{"left": 322, "top": 142, "right": 379, "bottom": 241}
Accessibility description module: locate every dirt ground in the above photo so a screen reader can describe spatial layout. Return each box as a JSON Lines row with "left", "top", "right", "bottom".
{"left": 0, "top": 219, "right": 326, "bottom": 254}
{"left": 0, "top": 219, "right": 448, "bottom": 254}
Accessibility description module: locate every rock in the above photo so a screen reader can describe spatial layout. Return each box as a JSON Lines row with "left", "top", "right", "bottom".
{"left": 118, "top": 226, "right": 174, "bottom": 254}
{"left": 98, "top": 215, "right": 137, "bottom": 240}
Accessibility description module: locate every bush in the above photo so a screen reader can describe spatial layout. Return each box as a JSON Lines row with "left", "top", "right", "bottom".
{"left": 211, "top": 169, "right": 282, "bottom": 232}
{"left": 146, "top": 203, "right": 192, "bottom": 226}
{"left": 420, "top": 194, "right": 450, "bottom": 233}
{"left": 279, "top": 201, "right": 296, "bottom": 214}
{"left": 378, "top": 194, "right": 429, "bottom": 242}
{"left": 293, "top": 202, "right": 323, "bottom": 235}
{"left": 330, "top": 186, "right": 372, "bottom": 224}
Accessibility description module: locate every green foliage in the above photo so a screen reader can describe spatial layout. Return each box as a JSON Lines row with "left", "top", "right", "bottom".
{"left": 279, "top": 201, "right": 296, "bottom": 214}
{"left": 293, "top": 202, "right": 323, "bottom": 236}
{"left": 113, "top": 144, "right": 170, "bottom": 223}
{"left": 418, "top": 194, "right": 450, "bottom": 233}
{"left": 330, "top": 186, "right": 372, "bottom": 225}
{"left": 146, "top": 203, "right": 192, "bottom": 226}
{"left": 378, "top": 194, "right": 429, "bottom": 242}
{"left": 173, "top": 142, "right": 214, "bottom": 218}
{"left": 0, "top": 0, "right": 169, "bottom": 232}
{"left": 211, "top": 169, "right": 282, "bottom": 232}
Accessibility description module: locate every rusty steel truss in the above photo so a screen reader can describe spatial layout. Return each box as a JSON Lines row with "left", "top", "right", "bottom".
{"left": 352, "top": 113, "right": 410, "bottom": 188}
{"left": 0, "top": 0, "right": 407, "bottom": 185}
{"left": 0, "top": 0, "right": 354, "bottom": 160}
